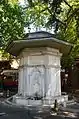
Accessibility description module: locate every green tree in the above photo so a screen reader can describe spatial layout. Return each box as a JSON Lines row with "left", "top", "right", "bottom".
{"left": 0, "top": 0, "right": 25, "bottom": 59}
{"left": 0, "top": 0, "right": 79, "bottom": 64}
{"left": 25, "top": 1, "right": 50, "bottom": 31}
{"left": 57, "top": 0, "right": 79, "bottom": 67}
{"left": 26, "top": 0, "right": 67, "bottom": 31}
{"left": 0, "top": 0, "right": 25, "bottom": 47}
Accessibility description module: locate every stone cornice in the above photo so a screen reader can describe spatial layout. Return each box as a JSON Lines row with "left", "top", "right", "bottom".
{"left": 19, "top": 47, "right": 62, "bottom": 58}
{"left": 19, "top": 64, "right": 61, "bottom": 69}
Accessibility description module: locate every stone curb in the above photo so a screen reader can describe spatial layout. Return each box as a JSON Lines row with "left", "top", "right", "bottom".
{"left": 5, "top": 98, "right": 27, "bottom": 108}
{"left": 4, "top": 96, "right": 49, "bottom": 110}
{"left": 4, "top": 96, "right": 79, "bottom": 113}
{"left": 66, "top": 100, "right": 76, "bottom": 105}
{"left": 2, "top": 95, "right": 25, "bottom": 108}
{"left": 6, "top": 97, "right": 75, "bottom": 106}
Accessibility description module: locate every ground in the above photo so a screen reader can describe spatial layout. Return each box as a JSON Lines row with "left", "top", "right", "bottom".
{"left": 0, "top": 91, "right": 79, "bottom": 119}
{"left": 0, "top": 101, "right": 79, "bottom": 119}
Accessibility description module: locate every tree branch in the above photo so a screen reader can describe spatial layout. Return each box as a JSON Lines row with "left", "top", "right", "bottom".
{"left": 65, "top": 8, "right": 79, "bottom": 24}
{"left": 63, "top": 0, "right": 72, "bottom": 8}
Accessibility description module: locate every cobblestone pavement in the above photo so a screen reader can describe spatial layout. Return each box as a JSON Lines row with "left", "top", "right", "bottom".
{"left": 0, "top": 101, "right": 78, "bottom": 119}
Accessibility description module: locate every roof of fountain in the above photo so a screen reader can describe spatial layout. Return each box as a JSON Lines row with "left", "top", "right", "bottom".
{"left": 6, "top": 31, "right": 73, "bottom": 56}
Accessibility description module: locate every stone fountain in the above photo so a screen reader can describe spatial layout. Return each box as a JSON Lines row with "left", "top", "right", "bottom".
{"left": 6, "top": 31, "right": 72, "bottom": 106}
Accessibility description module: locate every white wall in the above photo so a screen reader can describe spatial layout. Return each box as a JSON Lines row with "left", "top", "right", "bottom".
{"left": 18, "top": 47, "right": 62, "bottom": 98}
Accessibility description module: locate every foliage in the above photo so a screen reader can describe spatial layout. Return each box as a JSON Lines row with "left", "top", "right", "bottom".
{"left": 26, "top": 0, "right": 66, "bottom": 32}
{"left": 0, "top": 0, "right": 25, "bottom": 59}
{"left": 0, "top": 0, "right": 25, "bottom": 48}
{"left": 58, "top": 0, "right": 79, "bottom": 67}
{"left": 25, "top": 1, "right": 50, "bottom": 31}
{"left": 0, "top": 0, "right": 79, "bottom": 65}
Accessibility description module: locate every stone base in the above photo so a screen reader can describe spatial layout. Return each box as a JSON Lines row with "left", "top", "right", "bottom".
{"left": 13, "top": 96, "right": 42, "bottom": 106}
{"left": 43, "top": 95, "right": 68, "bottom": 105}
{"left": 13, "top": 95, "right": 68, "bottom": 106}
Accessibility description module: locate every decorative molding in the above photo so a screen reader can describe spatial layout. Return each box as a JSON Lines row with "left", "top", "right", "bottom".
{"left": 19, "top": 47, "right": 62, "bottom": 58}
{"left": 19, "top": 64, "right": 61, "bottom": 69}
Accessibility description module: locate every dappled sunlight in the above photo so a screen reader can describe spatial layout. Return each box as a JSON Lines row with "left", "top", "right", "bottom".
{"left": 11, "top": 60, "right": 19, "bottom": 69}
{"left": 62, "top": 111, "right": 78, "bottom": 118}
{"left": 50, "top": 111, "right": 78, "bottom": 118}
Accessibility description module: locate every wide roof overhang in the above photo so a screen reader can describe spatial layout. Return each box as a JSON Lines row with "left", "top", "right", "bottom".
{"left": 6, "top": 37, "right": 72, "bottom": 56}
{"left": 6, "top": 31, "right": 73, "bottom": 56}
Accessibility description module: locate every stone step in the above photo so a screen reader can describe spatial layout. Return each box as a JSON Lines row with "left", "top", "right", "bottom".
{"left": 66, "top": 100, "right": 76, "bottom": 105}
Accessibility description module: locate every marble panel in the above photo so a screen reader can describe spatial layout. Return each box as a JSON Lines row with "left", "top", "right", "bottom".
{"left": 18, "top": 47, "right": 62, "bottom": 100}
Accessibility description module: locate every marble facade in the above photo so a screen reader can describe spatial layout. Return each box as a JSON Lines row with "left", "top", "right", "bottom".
{"left": 18, "top": 47, "right": 62, "bottom": 100}
{"left": 6, "top": 31, "right": 72, "bottom": 106}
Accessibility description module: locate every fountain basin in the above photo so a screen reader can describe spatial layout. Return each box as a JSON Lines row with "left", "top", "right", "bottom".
{"left": 12, "top": 95, "right": 68, "bottom": 106}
